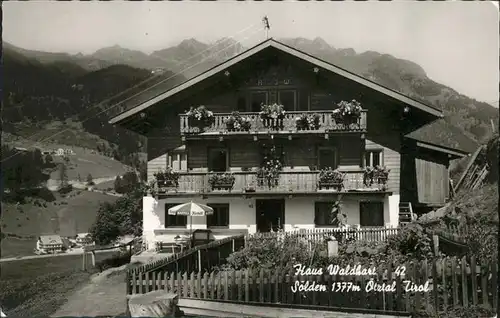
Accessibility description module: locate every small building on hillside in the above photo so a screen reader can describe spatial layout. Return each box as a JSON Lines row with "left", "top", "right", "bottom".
{"left": 64, "top": 149, "right": 75, "bottom": 156}
{"left": 36, "top": 235, "right": 64, "bottom": 254}
{"left": 55, "top": 148, "right": 65, "bottom": 156}
{"left": 76, "top": 233, "right": 94, "bottom": 246}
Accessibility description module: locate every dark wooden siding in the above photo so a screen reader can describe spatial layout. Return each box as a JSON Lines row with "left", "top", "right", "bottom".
{"left": 185, "top": 136, "right": 364, "bottom": 172}
{"left": 415, "top": 148, "right": 449, "bottom": 204}
{"left": 146, "top": 101, "right": 183, "bottom": 181}
{"left": 400, "top": 140, "right": 450, "bottom": 205}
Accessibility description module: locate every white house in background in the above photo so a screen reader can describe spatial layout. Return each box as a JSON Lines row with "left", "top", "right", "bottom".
{"left": 75, "top": 233, "right": 94, "bottom": 246}
{"left": 64, "top": 149, "right": 75, "bottom": 156}
{"left": 108, "top": 38, "right": 475, "bottom": 251}
{"left": 55, "top": 148, "right": 65, "bottom": 156}
{"left": 36, "top": 235, "right": 64, "bottom": 254}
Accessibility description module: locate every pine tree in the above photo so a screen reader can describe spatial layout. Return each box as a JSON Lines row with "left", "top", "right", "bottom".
{"left": 86, "top": 173, "right": 94, "bottom": 185}
{"left": 59, "top": 164, "right": 68, "bottom": 188}
{"left": 114, "top": 176, "right": 122, "bottom": 193}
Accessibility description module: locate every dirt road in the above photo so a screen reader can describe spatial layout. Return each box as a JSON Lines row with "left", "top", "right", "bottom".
{"left": 51, "top": 266, "right": 128, "bottom": 317}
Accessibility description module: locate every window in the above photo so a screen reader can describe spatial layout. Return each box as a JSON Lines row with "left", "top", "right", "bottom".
{"left": 169, "top": 152, "right": 187, "bottom": 171}
{"left": 359, "top": 202, "right": 384, "bottom": 227}
{"left": 318, "top": 147, "right": 336, "bottom": 170}
{"left": 165, "top": 203, "right": 187, "bottom": 228}
{"left": 314, "top": 202, "right": 339, "bottom": 227}
{"left": 251, "top": 91, "right": 268, "bottom": 112}
{"left": 207, "top": 204, "right": 230, "bottom": 228}
{"left": 365, "top": 150, "right": 383, "bottom": 167}
{"left": 237, "top": 96, "right": 246, "bottom": 112}
{"left": 297, "top": 90, "right": 310, "bottom": 111}
{"left": 278, "top": 90, "right": 296, "bottom": 111}
{"left": 208, "top": 148, "right": 228, "bottom": 172}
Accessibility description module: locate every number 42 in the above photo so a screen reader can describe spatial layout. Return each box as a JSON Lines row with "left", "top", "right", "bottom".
{"left": 394, "top": 266, "right": 406, "bottom": 277}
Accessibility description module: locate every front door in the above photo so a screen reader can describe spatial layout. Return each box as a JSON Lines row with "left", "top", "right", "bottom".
{"left": 256, "top": 199, "right": 285, "bottom": 232}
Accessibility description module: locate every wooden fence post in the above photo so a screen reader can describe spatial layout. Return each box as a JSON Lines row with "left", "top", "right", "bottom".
{"left": 198, "top": 249, "right": 202, "bottom": 273}
{"left": 433, "top": 235, "right": 439, "bottom": 256}
{"left": 82, "top": 252, "right": 86, "bottom": 271}
{"left": 91, "top": 251, "right": 96, "bottom": 267}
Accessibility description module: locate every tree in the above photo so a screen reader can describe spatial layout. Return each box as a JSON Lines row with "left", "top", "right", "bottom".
{"left": 114, "top": 176, "right": 123, "bottom": 193}
{"left": 120, "top": 171, "right": 139, "bottom": 193}
{"left": 138, "top": 161, "right": 147, "bottom": 182}
{"left": 44, "top": 154, "right": 53, "bottom": 165}
{"left": 89, "top": 183, "right": 147, "bottom": 245}
{"left": 89, "top": 202, "right": 122, "bottom": 245}
{"left": 59, "top": 164, "right": 68, "bottom": 188}
{"left": 86, "top": 173, "right": 94, "bottom": 186}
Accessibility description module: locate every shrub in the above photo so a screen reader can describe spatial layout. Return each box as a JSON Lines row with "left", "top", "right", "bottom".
{"left": 415, "top": 305, "right": 496, "bottom": 318}
{"left": 224, "top": 232, "right": 326, "bottom": 271}
{"left": 385, "top": 223, "right": 433, "bottom": 263}
{"left": 95, "top": 251, "right": 131, "bottom": 272}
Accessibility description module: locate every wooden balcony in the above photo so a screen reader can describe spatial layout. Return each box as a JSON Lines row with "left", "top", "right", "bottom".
{"left": 154, "top": 170, "right": 389, "bottom": 196}
{"left": 179, "top": 110, "right": 367, "bottom": 136}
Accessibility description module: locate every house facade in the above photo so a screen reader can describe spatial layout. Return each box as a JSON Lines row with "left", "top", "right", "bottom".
{"left": 76, "top": 233, "right": 94, "bottom": 246}
{"left": 109, "top": 39, "right": 472, "bottom": 250}
{"left": 36, "top": 235, "right": 64, "bottom": 254}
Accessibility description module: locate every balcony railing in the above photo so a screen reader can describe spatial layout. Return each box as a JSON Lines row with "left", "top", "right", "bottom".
{"left": 154, "top": 170, "right": 388, "bottom": 195}
{"left": 179, "top": 110, "right": 367, "bottom": 135}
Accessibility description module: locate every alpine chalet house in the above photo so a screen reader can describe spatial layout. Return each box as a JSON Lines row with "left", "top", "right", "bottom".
{"left": 109, "top": 39, "right": 474, "bottom": 250}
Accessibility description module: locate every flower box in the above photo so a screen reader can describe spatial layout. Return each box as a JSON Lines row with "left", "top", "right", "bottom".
{"left": 318, "top": 181, "right": 344, "bottom": 191}
{"left": 208, "top": 173, "right": 235, "bottom": 191}
{"left": 318, "top": 168, "right": 345, "bottom": 191}
{"left": 185, "top": 105, "right": 215, "bottom": 131}
{"left": 154, "top": 168, "right": 180, "bottom": 192}
{"left": 259, "top": 103, "right": 285, "bottom": 130}
{"left": 225, "top": 111, "right": 252, "bottom": 132}
{"left": 295, "top": 113, "right": 321, "bottom": 130}
{"left": 332, "top": 100, "right": 362, "bottom": 129}
{"left": 363, "top": 166, "right": 390, "bottom": 190}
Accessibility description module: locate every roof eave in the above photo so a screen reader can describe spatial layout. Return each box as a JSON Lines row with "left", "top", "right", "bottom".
{"left": 109, "top": 38, "right": 443, "bottom": 125}
{"left": 415, "top": 140, "right": 470, "bottom": 158}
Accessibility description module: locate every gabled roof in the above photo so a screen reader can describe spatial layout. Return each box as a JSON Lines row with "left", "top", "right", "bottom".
{"left": 405, "top": 119, "right": 479, "bottom": 157}
{"left": 109, "top": 38, "right": 443, "bottom": 124}
{"left": 39, "top": 235, "right": 63, "bottom": 245}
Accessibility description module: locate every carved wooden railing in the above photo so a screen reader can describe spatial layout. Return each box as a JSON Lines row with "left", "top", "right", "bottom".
{"left": 179, "top": 110, "right": 367, "bottom": 135}
{"left": 154, "top": 170, "right": 389, "bottom": 194}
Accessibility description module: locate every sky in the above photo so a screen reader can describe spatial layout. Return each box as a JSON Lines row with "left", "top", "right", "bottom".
{"left": 3, "top": 1, "right": 499, "bottom": 106}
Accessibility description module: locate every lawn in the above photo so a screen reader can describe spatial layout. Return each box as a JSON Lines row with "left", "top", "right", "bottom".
{"left": 50, "top": 150, "right": 130, "bottom": 181}
{"left": 1, "top": 190, "right": 119, "bottom": 258}
{"left": 0, "top": 252, "right": 119, "bottom": 317}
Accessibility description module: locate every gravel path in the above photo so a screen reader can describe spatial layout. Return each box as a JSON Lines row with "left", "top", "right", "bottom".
{"left": 52, "top": 266, "right": 128, "bottom": 317}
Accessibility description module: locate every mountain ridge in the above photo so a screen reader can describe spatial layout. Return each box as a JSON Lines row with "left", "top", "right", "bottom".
{"left": 3, "top": 37, "right": 497, "bottom": 154}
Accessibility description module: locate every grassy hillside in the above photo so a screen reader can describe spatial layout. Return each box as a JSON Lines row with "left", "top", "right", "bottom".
{"left": 1, "top": 190, "right": 119, "bottom": 258}
{"left": 2, "top": 130, "right": 133, "bottom": 182}
{"left": 2, "top": 45, "right": 159, "bottom": 165}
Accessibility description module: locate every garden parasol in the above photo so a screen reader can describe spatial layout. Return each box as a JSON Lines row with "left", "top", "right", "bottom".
{"left": 167, "top": 201, "right": 214, "bottom": 237}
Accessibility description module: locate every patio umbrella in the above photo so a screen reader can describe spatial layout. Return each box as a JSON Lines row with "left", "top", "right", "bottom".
{"left": 167, "top": 201, "right": 214, "bottom": 236}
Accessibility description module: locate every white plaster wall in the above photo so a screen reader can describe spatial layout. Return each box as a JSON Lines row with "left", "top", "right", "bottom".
{"left": 143, "top": 194, "right": 397, "bottom": 249}
{"left": 388, "top": 194, "right": 400, "bottom": 228}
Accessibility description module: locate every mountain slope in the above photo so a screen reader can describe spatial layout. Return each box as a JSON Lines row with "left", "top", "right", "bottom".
{"left": 278, "top": 37, "right": 497, "bottom": 144}
{"left": 3, "top": 37, "right": 497, "bottom": 157}
{"left": 2, "top": 44, "right": 184, "bottom": 166}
